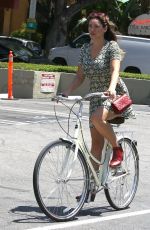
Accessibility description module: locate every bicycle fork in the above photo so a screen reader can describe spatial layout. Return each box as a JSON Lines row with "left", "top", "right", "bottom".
{"left": 59, "top": 109, "right": 82, "bottom": 180}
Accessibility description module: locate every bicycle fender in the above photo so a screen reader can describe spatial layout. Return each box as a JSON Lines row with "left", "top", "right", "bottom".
{"left": 59, "top": 138, "right": 75, "bottom": 147}
{"left": 59, "top": 138, "right": 83, "bottom": 153}
{"left": 118, "top": 137, "right": 139, "bottom": 161}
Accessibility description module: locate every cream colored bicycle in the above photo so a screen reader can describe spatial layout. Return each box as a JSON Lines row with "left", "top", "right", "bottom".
{"left": 33, "top": 92, "right": 139, "bottom": 222}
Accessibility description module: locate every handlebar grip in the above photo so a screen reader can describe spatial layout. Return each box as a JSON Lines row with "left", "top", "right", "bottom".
{"left": 58, "top": 93, "right": 68, "bottom": 98}
{"left": 56, "top": 94, "right": 82, "bottom": 101}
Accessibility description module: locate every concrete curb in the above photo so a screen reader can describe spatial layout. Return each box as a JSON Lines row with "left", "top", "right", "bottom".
{"left": 0, "top": 69, "right": 150, "bottom": 104}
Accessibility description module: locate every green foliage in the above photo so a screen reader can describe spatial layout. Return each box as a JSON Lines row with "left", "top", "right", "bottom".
{"left": 68, "top": 0, "right": 143, "bottom": 39}
{"left": 120, "top": 72, "right": 150, "bottom": 80}
{"left": 0, "top": 62, "right": 77, "bottom": 73}
{"left": 110, "top": 0, "right": 141, "bottom": 34}
{"left": 0, "top": 62, "right": 150, "bottom": 80}
{"left": 11, "top": 23, "right": 43, "bottom": 43}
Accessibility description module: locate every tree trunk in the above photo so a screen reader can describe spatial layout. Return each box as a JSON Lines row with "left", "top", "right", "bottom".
{"left": 45, "top": 0, "right": 66, "bottom": 53}
{"left": 45, "top": 0, "right": 102, "bottom": 53}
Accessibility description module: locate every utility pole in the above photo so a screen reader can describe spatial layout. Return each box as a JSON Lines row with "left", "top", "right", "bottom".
{"left": 29, "top": 0, "right": 37, "bottom": 19}
{"left": 26, "top": 0, "right": 37, "bottom": 33}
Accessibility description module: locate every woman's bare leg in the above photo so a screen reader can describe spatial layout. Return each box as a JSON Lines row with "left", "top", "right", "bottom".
{"left": 90, "top": 107, "right": 119, "bottom": 147}
{"left": 90, "top": 107, "right": 124, "bottom": 168}
{"left": 90, "top": 126, "right": 104, "bottom": 171}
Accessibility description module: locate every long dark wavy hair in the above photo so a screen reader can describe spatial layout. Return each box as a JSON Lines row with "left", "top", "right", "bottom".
{"left": 87, "top": 12, "right": 117, "bottom": 42}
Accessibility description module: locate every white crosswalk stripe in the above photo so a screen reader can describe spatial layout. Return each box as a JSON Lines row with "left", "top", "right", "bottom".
{"left": 0, "top": 106, "right": 88, "bottom": 126}
{"left": 0, "top": 119, "right": 25, "bottom": 125}
{"left": 0, "top": 118, "right": 70, "bottom": 126}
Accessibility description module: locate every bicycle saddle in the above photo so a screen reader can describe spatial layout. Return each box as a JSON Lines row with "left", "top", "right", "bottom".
{"left": 108, "top": 117, "right": 125, "bottom": 124}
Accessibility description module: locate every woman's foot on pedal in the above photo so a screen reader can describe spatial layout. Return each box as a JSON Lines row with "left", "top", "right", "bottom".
{"left": 76, "top": 191, "right": 96, "bottom": 203}
{"left": 76, "top": 173, "right": 98, "bottom": 202}
{"left": 109, "top": 146, "right": 123, "bottom": 168}
{"left": 76, "top": 192, "right": 89, "bottom": 203}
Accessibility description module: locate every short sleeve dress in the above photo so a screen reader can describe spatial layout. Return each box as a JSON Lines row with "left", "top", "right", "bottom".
{"left": 78, "top": 40, "right": 135, "bottom": 121}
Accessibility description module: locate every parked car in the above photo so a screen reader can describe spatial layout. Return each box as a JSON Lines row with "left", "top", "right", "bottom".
{"left": 0, "top": 36, "right": 42, "bottom": 56}
{"left": 0, "top": 40, "right": 49, "bottom": 64}
{"left": 48, "top": 33, "right": 150, "bottom": 74}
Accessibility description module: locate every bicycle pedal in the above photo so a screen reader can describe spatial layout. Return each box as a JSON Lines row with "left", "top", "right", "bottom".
{"left": 111, "top": 166, "right": 126, "bottom": 176}
{"left": 76, "top": 190, "right": 90, "bottom": 203}
{"left": 76, "top": 190, "right": 96, "bottom": 203}
{"left": 90, "top": 192, "right": 96, "bottom": 202}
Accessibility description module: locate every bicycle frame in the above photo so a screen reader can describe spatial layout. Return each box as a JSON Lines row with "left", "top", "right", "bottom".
{"left": 61, "top": 99, "right": 112, "bottom": 188}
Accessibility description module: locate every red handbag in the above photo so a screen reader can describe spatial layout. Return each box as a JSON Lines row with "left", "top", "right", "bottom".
{"left": 111, "top": 94, "right": 132, "bottom": 114}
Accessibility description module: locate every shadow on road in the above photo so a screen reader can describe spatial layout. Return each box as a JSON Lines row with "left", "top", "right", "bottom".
{"left": 10, "top": 206, "right": 53, "bottom": 223}
{"left": 10, "top": 205, "right": 117, "bottom": 224}
{"left": 78, "top": 205, "right": 116, "bottom": 217}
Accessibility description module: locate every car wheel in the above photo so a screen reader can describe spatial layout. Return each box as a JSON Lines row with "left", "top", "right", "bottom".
{"left": 124, "top": 66, "right": 141, "bottom": 74}
{"left": 53, "top": 58, "right": 67, "bottom": 66}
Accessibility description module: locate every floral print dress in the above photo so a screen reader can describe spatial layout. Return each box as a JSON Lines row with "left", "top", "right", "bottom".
{"left": 78, "top": 40, "right": 135, "bottom": 121}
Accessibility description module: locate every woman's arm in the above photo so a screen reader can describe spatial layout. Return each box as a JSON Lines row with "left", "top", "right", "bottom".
{"left": 63, "top": 65, "right": 85, "bottom": 96}
{"left": 107, "top": 59, "right": 120, "bottom": 98}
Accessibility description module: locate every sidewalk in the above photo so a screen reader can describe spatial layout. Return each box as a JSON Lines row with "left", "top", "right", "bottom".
{"left": 0, "top": 93, "right": 8, "bottom": 99}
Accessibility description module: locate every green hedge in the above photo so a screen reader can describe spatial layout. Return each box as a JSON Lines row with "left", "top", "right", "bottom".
{"left": 0, "top": 62, "right": 77, "bottom": 73}
{"left": 0, "top": 62, "right": 150, "bottom": 80}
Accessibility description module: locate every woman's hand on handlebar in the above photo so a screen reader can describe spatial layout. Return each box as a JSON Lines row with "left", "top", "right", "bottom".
{"left": 59, "top": 93, "right": 68, "bottom": 98}
{"left": 60, "top": 89, "right": 71, "bottom": 98}
{"left": 105, "top": 89, "right": 116, "bottom": 100}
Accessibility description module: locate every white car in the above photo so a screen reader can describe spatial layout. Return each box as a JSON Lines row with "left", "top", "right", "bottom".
{"left": 48, "top": 33, "right": 150, "bottom": 74}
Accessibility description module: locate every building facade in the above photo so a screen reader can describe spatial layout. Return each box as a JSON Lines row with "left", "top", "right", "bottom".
{"left": 0, "top": 0, "right": 29, "bottom": 35}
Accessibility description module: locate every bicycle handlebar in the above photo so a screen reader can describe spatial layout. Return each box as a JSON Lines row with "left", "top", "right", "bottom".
{"left": 55, "top": 92, "right": 109, "bottom": 102}
{"left": 55, "top": 95, "right": 82, "bottom": 101}
{"left": 84, "top": 92, "right": 109, "bottom": 100}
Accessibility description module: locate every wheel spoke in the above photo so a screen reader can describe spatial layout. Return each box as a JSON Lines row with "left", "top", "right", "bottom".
{"left": 33, "top": 140, "right": 89, "bottom": 221}
{"left": 105, "top": 138, "right": 139, "bottom": 209}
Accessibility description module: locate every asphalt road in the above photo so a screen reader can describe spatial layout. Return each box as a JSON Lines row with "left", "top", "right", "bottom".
{"left": 0, "top": 98, "right": 150, "bottom": 230}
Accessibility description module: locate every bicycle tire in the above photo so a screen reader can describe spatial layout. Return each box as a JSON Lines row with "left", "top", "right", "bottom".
{"left": 104, "top": 137, "right": 139, "bottom": 210}
{"left": 33, "top": 139, "right": 89, "bottom": 221}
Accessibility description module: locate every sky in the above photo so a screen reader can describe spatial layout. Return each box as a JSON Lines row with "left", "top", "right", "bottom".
{"left": 118, "top": 0, "right": 129, "bottom": 2}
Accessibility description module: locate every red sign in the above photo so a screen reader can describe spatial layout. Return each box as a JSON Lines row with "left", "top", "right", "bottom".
{"left": 128, "top": 14, "right": 150, "bottom": 35}
{"left": 132, "top": 19, "right": 150, "bottom": 25}
{"left": 0, "top": 0, "right": 19, "bottom": 9}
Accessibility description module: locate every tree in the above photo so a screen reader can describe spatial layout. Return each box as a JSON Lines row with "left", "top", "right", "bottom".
{"left": 36, "top": 0, "right": 103, "bottom": 53}
{"left": 68, "top": 0, "right": 142, "bottom": 37}
{"left": 139, "top": 0, "right": 150, "bottom": 13}
{"left": 36, "top": 0, "right": 149, "bottom": 53}
{"left": 109, "top": 0, "right": 141, "bottom": 34}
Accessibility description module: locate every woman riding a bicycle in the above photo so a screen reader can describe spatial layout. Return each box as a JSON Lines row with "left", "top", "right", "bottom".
{"left": 33, "top": 11, "right": 138, "bottom": 222}
{"left": 62, "top": 11, "right": 135, "bottom": 172}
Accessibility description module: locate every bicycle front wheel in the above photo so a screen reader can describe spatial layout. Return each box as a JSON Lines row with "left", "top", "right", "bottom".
{"left": 33, "top": 139, "right": 89, "bottom": 221}
{"left": 105, "top": 138, "right": 139, "bottom": 210}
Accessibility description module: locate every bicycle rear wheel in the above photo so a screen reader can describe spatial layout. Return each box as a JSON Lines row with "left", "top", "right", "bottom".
{"left": 33, "top": 139, "right": 89, "bottom": 221}
{"left": 104, "top": 137, "right": 139, "bottom": 210}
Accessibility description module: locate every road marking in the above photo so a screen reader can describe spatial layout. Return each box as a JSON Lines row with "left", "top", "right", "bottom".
{"left": 0, "top": 106, "right": 89, "bottom": 126}
{"left": 0, "top": 118, "right": 69, "bottom": 126}
{"left": 0, "top": 106, "right": 88, "bottom": 119}
{"left": 0, "top": 119, "right": 25, "bottom": 125}
{"left": 27, "top": 209, "right": 150, "bottom": 230}
{"left": 0, "top": 106, "right": 59, "bottom": 115}
{"left": 0, "top": 116, "right": 88, "bottom": 126}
